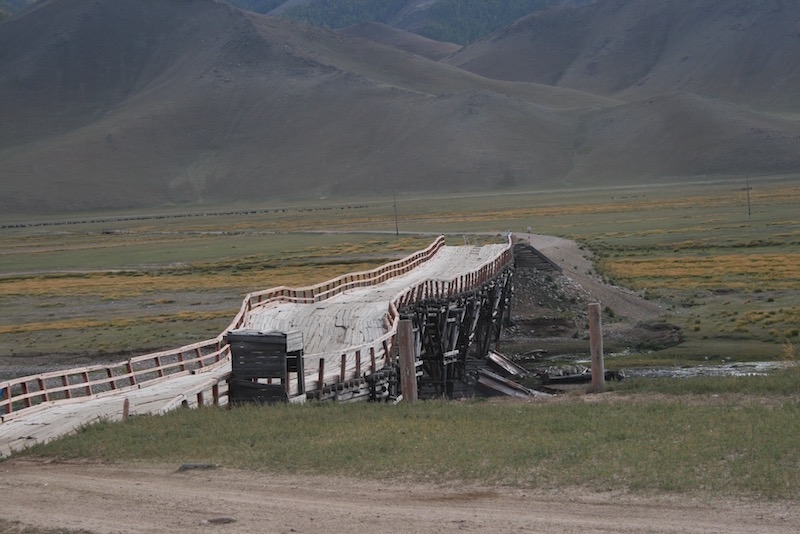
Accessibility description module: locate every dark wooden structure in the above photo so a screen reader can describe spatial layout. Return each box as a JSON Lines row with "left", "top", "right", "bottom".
{"left": 513, "top": 242, "right": 562, "bottom": 272}
{"left": 226, "top": 330, "right": 305, "bottom": 404}
{"left": 400, "top": 267, "right": 514, "bottom": 399}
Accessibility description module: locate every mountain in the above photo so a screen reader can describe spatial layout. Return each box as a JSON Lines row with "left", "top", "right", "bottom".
{"left": 0, "top": 0, "right": 607, "bottom": 213}
{"left": 234, "top": 0, "right": 580, "bottom": 46}
{"left": 338, "top": 22, "right": 461, "bottom": 61}
{"left": 1, "top": 0, "right": 798, "bottom": 215}
{"left": 445, "top": 0, "right": 800, "bottom": 113}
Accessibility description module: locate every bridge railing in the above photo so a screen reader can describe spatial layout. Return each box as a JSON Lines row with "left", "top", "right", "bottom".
{"left": 1, "top": 234, "right": 513, "bottom": 418}
{"left": 0, "top": 337, "right": 230, "bottom": 422}
{"left": 230, "top": 236, "right": 447, "bottom": 329}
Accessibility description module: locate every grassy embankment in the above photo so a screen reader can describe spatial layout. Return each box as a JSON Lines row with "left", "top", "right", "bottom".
{"left": 3, "top": 177, "right": 800, "bottom": 498}
{"left": 2, "top": 178, "right": 798, "bottom": 365}
{"left": 18, "top": 355, "right": 800, "bottom": 499}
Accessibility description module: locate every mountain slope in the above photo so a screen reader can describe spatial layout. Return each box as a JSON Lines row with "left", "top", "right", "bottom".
{"left": 1, "top": 0, "right": 798, "bottom": 215}
{"left": 0, "top": 0, "right": 604, "bottom": 213}
{"left": 446, "top": 0, "right": 800, "bottom": 113}
{"left": 338, "top": 21, "right": 461, "bottom": 61}
{"left": 572, "top": 93, "right": 800, "bottom": 182}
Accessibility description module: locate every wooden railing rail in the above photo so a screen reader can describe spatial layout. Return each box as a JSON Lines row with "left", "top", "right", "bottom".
{"left": 239, "top": 236, "right": 446, "bottom": 316}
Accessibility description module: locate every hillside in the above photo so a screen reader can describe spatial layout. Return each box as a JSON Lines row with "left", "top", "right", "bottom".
{"left": 235, "top": 0, "right": 577, "bottom": 45}
{"left": 338, "top": 22, "right": 461, "bottom": 61}
{"left": 0, "top": 0, "right": 609, "bottom": 214}
{"left": 1, "top": 0, "right": 798, "bottom": 215}
{"left": 446, "top": 0, "right": 800, "bottom": 113}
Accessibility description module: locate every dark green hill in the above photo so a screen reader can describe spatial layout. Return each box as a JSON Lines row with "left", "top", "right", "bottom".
{"left": 0, "top": 0, "right": 34, "bottom": 14}
{"left": 229, "top": 0, "right": 569, "bottom": 45}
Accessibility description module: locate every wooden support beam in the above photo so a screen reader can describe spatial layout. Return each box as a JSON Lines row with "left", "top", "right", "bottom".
{"left": 82, "top": 371, "right": 92, "bottom": 396}
{"left": 21, "top": 382, "right": 31, "bottom": 408}
{"left": 589, "top": 302, "right": 605, "bottom": 393}
{"left": 106, "top": 368, "right": 117, "bottom": 390}
{"left": 397, "top": 319, "right": 418, "bottom": 403}
{"left": 62, "top": 375, "right": 72, "bottom": 399}
{"left": 317, "top": 358, "right": 326, "bottom": 390}
{"left": 38, "top": 379, "right": 49, "bottom": 402}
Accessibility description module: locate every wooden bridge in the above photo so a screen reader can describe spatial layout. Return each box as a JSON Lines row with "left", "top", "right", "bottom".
{"left": 0, "top": 235, "right": 515, "bottom": 457}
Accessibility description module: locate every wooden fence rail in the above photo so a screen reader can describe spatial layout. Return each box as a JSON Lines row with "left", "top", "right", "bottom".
{"left": 1, "top": 235, "right": 513, "bottom": 420}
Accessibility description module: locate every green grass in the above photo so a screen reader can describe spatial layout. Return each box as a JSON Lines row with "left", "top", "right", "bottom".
{"left": 16, "top": 390, "right": 800, "bottom": 499}
{"left": 611, "top": 371, "right": 800, "bottom": 396}
{"left": 0, "top": 232, "right": 434, "bottom": 366}
{"left": 0, "top": 520, "right": 92, "bottom": 534}
{"left": 2, "top": 177, "right": 799, "bottom": 371}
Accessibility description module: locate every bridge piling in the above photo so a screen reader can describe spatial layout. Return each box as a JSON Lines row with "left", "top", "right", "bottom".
{"left": 398, "top": 320, "right": 418, "bottom": 403}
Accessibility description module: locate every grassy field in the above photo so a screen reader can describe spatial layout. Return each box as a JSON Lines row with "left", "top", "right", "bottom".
{"left": 3, "top": 175, "right": 797, "bottom": 368}
{"left": 3, "top": 176, "right": 800, "bottom": 500}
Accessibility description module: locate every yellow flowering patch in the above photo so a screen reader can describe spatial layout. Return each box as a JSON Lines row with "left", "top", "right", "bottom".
{"left": 0, "top": 261, "right": 387, "bottom": 298}
{"left": 605, "top": 253, "right": 800, "bottom": 291}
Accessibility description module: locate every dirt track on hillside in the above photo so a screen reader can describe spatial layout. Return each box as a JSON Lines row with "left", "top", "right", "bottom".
{"left": 3, "top": 458, "right": 798, "bottom": 534}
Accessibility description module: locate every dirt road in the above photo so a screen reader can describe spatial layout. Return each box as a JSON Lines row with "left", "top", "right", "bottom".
{"left": 2, "top": 458, "right": 797, "bottom": 534}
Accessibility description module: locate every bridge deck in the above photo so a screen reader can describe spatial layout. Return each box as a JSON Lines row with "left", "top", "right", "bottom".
{"left": 245, "top": 244, "right": 509, "bottom": 354}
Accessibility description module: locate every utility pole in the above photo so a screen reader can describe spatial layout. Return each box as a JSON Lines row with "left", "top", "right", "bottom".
{"left": 393, "top": 193, "right": 399, "bottom": 237}
{"left": 746, "top": 177, "right": 752, "bottom": 218}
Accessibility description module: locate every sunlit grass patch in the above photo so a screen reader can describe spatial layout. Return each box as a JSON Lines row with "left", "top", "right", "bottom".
{"left": 0, "top": 261, "right": 392, "bottom": 299}
{"left": 602, "top": 253, "right": 800, "bottom": 291}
